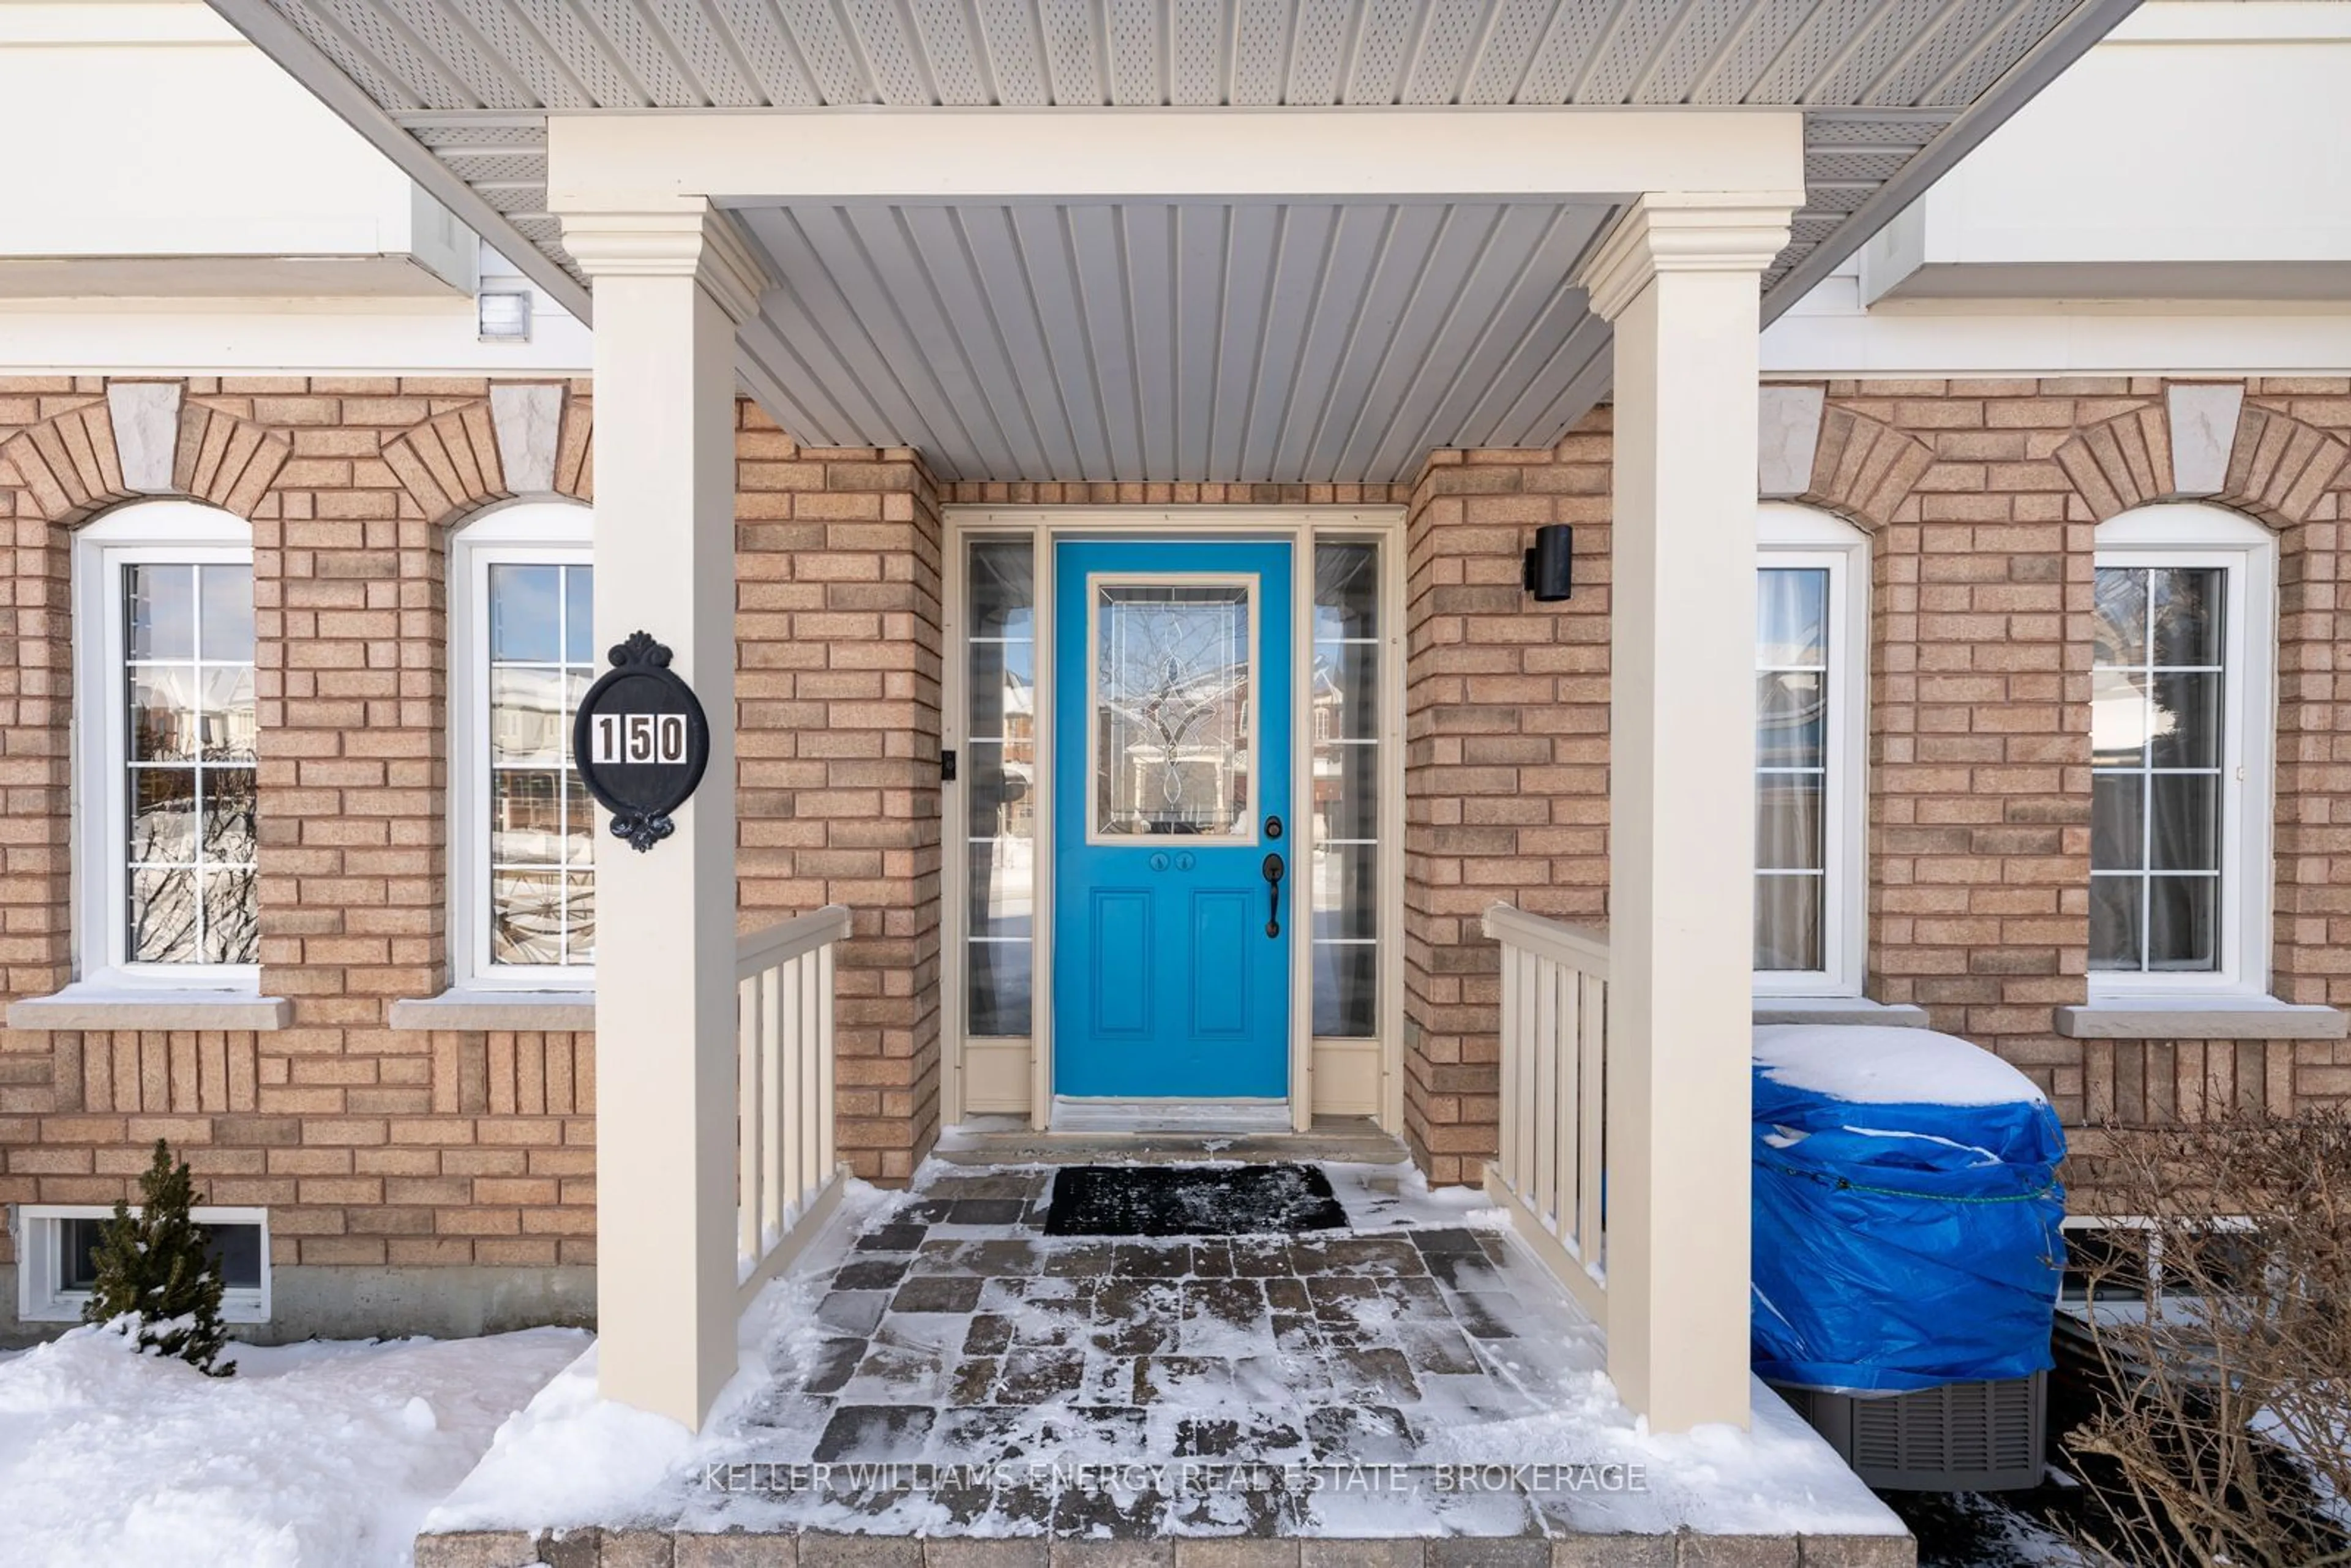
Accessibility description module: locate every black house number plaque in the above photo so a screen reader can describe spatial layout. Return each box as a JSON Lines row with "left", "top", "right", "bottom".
{"left": 571, "top": 631, "right": 711, "bottom": 852}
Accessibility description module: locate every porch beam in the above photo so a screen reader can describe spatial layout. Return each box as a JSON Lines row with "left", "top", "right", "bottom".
{"left": 564, "top": 202, "right": 768, "bottom": 1428}
{"left": 1579, "top": 192, "right": 1799, "bottom": 1434}
{"left": 546, "top": 108, "right": 1803, "bottom": 209}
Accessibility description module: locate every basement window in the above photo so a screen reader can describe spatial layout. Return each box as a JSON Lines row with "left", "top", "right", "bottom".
{"left": 15, "top": 1204, "right": 269, "bottom": 1324}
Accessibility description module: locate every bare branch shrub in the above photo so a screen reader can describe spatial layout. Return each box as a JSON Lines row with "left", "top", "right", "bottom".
{"left": 2062, "top": 1112, "right": 2351, "bottom": 1567}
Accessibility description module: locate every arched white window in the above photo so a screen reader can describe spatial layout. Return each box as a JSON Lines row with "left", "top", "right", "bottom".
{"left": 1755, "top": 503, "right": 1869, "bottom": 996}
{"left": 449, "top": 501, "right": 594, "bottom": 989}
{"left": 2090, "top": 503, "right": 2276, "bottom": 995}
{"left": 73, "top": 501, "right": 258, "bottom": 987}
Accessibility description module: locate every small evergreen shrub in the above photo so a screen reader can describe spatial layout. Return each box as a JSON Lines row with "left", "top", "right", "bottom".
{"left": 82, "top": 1139, "right": 234, "bottom": 1377}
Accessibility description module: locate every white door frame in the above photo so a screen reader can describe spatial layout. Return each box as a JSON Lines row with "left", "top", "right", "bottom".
{"left": 940, "top": 506, "right": 1405, "bottom": 1136}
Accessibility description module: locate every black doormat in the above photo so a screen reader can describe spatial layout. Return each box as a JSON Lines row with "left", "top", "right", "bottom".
{"left": 1041, "top": 1163, "right": 1349, "bottom": 1237}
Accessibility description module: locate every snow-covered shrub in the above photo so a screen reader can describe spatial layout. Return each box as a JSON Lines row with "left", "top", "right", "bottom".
{"left": 2063, "top": 1112, "right": 2351, "bottom": 1566}
{"left": 83, "top": 1139, "right": 233, "bottom": 1377}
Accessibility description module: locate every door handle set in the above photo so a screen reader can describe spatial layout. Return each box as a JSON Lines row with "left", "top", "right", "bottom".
{"left": 1262, "top": 852, "right": 1285, "bottom": 938}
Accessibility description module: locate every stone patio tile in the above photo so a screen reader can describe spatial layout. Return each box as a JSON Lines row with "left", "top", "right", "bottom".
{"left": 1423, "top": 1253, "right": 1512, "bottom": 1292}
{"left": 1042, "top": 1242, "right": 1122, "bottom": 1278}
{"left": 1381, "top": 1277, "right": 1452, "bottom": 1321}
{"left": 1188, "top": 1241, "right": 1234, "bottom": 1277}
{"left": 1224, "top": 1239, "right": 1294, "bottom": 1277}
{"left": 929, "top": 1172, "right": 1049, "bottom": 1200}
{"left": 813, "top": 1404, "right": 938, "bottom": 1463}
{"left": 965, "top": 1314, "right": 1016, "bottom": 1356}
{"left": 998, "top": 1346, "right": 1088, "bottom": 1403}
{"left": 915, "top": 1239, "right": 1048, "bottom": 1278}
{"left": 923, "top": 1542, "right": 1049, "bottom": 1567}
{"left": 1325, "top": 1346, "right": 1422, "bottom": 1403}
{"left": 1410, "top": 1227, "right": 1487, "bottom": 1257}
{"left": 1061, "top": 1403, "right": 1152, "bottom": 1452}
{"left": 736, "top": 1390, "right": 835, "bottom": 1452}
{"left": 1130, "top": 1354, "right": 1239, "bottom": 1405}
{"left": 835, "top": 1258, "right": 914, "bottom": 1291}
{"left": 1078, "top": 1349, "right": 1140, "bottom": 1403}
{"left": 672, "top": 1533, "right": 795, "bottom": 1566}
{"left": 817, "top": 1291, "right": 891, "bottom": 1336}
{"left": 1446, "top": 1292, "right": 1524, "bottom": 1340}
{"left": 1297, "top": 1545, "right": 1422, "bottom": 1568}
{"left": 1396, "top": 1322, "right": 1482, "bottom": 1375}
{"left": 1262, "top": 1277, "right": 1311, "bottom": 1313}
{"left": 931, "top": 1405, "right": 1060, "bottom": 1461}
{"left": 1545, "top": 1538, "right": 1675, "bottom": 1567}
{"left": 1426, "top": 1542, "right": 1550, "bottom": 1568}
{"left": 1114, "top": 1242, "right": 1192, "bottom": 1278}
{"left": 599, "top": 1529, "right": 676, "bottom": 1568}
{"left": 1301, "top": 1403, "right": 1419, "bottom": 1462}
{"left": 1796, "top": 1537, "right": 1914, "bottom": 1567}
{"left": 1677, "top": 1537, "right": 1799, "bottom": 1567}
{"left": 856, "top": 1223, "right": 932, "bottom": 1254}
{"left": 838, "top": 1342, "right": 951, "bottom": 1403}
{"left": 1170, "top": 1539, "right": 1300, "bottom": 1567}
{"left": 951, "top": 1198, "right": 1031, "bottom": 1226}
{"left": 877, "top": 1311, "right": 984, "bottom": 1356}
{"left": 800, "top": 1335, "right": 869, "bottom": 1394}
{"left": 1577, "top": 1540, "right": 1689, "bottom": 1568}
{"left": 798, "top": 1536, "right": 924, "bottom": 1566}
{"left": 893, "top": 1274, "right": 987, "bottom": 1314}
{"left": 1288, "top": 1237, "right": 1427, "bottom": 1278}
{"left": 1002, "top": 1280, "right": 1100, "bottom": 1348}
{"left": 949, "top": 1355, "right": 1000, "bottom": 1404}
{"left": 1048, "top": 1486, "right": 1172, "bottom": 1542}
{"left": 1168, "top": 1411, "right": 1307, "bottom": 1460}
{"left": 1302, "top": 1275, "right": 1390, "bottom": 1327}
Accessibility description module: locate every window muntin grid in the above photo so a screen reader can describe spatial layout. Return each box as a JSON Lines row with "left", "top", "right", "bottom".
{"left": 486, "top": 562, "right": 594, "bottom": 967}
{"left": 1756, "top": 566, "right": 1829, "bottom": 973}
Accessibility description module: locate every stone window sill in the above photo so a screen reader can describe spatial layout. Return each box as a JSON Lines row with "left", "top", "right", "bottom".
{"left": 388, "top": 989, "right": 595, "bottom": 1032}
{"left": 2055, "top": 997, "right": 2347, "bottom": 1041}
{"left": 6, "top": 985, "right": 291, "bottom": 1032}
{"left": 1753, "top": 997, "right": 1931, "bottom": 1029}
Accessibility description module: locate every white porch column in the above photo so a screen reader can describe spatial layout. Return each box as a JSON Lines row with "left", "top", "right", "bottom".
{"left": 1577, "top": 193, "right": 1799, "bottom": 1433}
{"left": 559, "top": 204, "right": 766, "bottom": 1428}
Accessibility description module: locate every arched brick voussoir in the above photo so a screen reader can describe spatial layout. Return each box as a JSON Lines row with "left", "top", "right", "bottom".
{"left": 382, "top": 391, "right": 594, "bottom": 524}
{"left": 381, "top": 404, "right": 512, "bottom": 523}
{"left": 2057, "top": 399, "right": 2349, "bottom": 528}
{"left": 1797, "top": 405, "right": 1935, "bottom": 531}
{"left": 1, "top": 396, "right": 291, "bottom": 525}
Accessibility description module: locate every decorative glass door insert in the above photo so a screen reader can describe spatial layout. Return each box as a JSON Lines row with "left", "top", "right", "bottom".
{"left": 1090, "top": 580, "right": 1256, "bottom": 841}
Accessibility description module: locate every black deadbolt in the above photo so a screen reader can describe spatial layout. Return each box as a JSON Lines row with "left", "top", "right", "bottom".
{"left": 1264, "top": 815, "right": 1283, "bottom": 841}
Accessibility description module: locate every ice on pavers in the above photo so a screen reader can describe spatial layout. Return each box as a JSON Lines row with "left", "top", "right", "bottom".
{"left": 422, "top": 1160, "right": 1907, "bottom": 1545}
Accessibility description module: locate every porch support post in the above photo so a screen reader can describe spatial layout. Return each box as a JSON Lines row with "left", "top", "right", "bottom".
{"left": 1577, "top": 192, "right": 1799, "bottom": 1433}
{"left": 558, "top": 202, "right": 767, "bottom": 1428}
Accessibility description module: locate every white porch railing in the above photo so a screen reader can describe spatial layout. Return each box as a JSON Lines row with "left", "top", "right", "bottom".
{"left": 733, "top": 904, "right": 853, "bottom": 1310}
{"left": 1481, "top": 903, "right": 1610, "bottom": 1329}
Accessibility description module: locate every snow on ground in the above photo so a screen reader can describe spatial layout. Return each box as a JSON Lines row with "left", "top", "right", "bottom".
{"left": 433, "top": 1162, "right": 1902, "bottom": 1541}
{"left": 0, "top": 1322, "right": 584, "bottom": 1568}
{"left": 1755, "top": 1025, "right": 2049, "bottom": 1106}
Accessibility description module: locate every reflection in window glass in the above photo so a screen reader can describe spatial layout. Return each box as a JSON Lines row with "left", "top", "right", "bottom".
{"left": 1093, "top": 583, "right": 1253, "bottom": 837}
{"left": 1313, "top": 543, "right": 1380, "bottom": 1037}
{"left": 2090, "top": 566, "right": 2225, "bottom": 973}
{"left": 124, "top": 563, "right": 257, "bottom": 965}
{"left": 1755, "top": 568, "right": 1828, "bottom": 972}
{"left": 488, "top": 563, "right": 594, "bottom": 966}
{"left": 967, "top": 542, "right": 1036, "bottom": 1036}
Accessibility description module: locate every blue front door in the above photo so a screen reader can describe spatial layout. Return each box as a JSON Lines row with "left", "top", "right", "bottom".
{"left": 1052, "top": 540, "right": 1293, "bottom": 1100}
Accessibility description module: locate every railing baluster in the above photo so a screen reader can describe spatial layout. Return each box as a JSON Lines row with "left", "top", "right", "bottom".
{"left": 1533, "top": 955, "right": 1559, "bottom": 1231}
{"left": 1553, "top": 963, "right": 1578, "bottom": 1250}
{"left": 737, "top": 971, "right": 761, "bottom": 1272}
{"left": 1580, "top": 972, "right": 1608, "bottom": 1271}
{"left": 1516, "top": 941, "right": 1539, "bottom": 1199}
{"left": 779, "top": 955, "right": 803, "bottom": 1223}
{"left": 762, "top": 955, "right": 785, "bottom": 1244}
{"left": 816, "top": 943, "right": 836, "bottom": 1179}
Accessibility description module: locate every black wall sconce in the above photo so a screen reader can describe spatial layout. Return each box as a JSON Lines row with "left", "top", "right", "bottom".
{"left": 1523, "top": 524, "right": 1573, "bottom": 602}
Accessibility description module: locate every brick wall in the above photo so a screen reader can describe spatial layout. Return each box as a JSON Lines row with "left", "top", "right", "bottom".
{"left": 0, "top": 378, "right": 945, "bottom": 1296}
{"left": 1393, "top": 378, "right": 2351, "bottom": 1192}
{"left": 1399, "top": 419, "right": 1612, "bottom": 1184}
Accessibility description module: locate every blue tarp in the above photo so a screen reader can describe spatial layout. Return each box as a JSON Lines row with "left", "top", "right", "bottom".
{"left": 1750, "top": 1041, "right": 2068, "bottom": 1394}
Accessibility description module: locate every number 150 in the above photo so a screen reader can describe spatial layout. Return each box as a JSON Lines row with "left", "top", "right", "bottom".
{"left": 591, "top": 713, "right": 687, "bottom": 766}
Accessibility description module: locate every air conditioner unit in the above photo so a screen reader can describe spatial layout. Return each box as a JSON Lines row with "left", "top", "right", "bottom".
{"left": 1772, "top": 1372, "right": 2047, "bottom": 1492}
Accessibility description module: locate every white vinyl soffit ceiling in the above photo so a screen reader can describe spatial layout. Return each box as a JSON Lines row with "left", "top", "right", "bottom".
{"left": 208, "top": 0, "right": 2139, "bottom": 482}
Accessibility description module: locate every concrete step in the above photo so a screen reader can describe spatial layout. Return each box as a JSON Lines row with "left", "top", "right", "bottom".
{"left": 937, "top": 1115, "right": 1412, "bottom": 1168}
